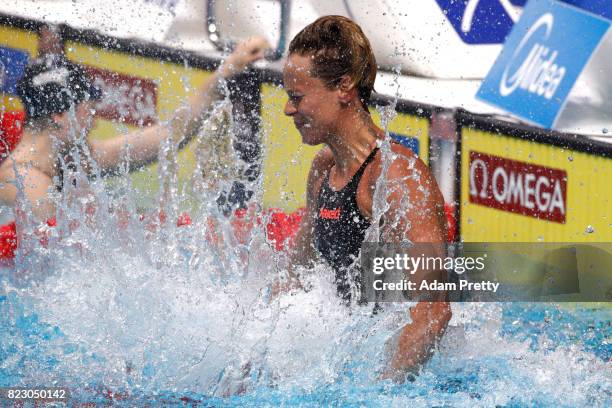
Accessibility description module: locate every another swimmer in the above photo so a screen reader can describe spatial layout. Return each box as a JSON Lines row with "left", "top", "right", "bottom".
{"left": 0, "top": 38, "right": 269, "bottom": 220}
{"left": 281, "top": 16, "right": 452, "bottom": 380}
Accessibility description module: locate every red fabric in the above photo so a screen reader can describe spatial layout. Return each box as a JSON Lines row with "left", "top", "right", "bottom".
{"left": 265, "top": 208, "right": 304, "bottom": 250}
{"left": 156, "top": 210, "right": 192, "bottom": 227}
{"left": 0, "top": 203, "right": 451, "bottom": 260}
{"left": 230, "top": 207, "right": 304, "bottom": 251}
{"left": 0, "top": 110, "right": 25, "bottom": 159}
{"left": 176, "top": 212, "right": 192, "bottom": 227}
{"left": 0, "top": 221, "right": 17, "bottom": 259}
{"left": 444, "top": 202, "right": 457, "bottom": 242}
{"left": 0, "top": 218, "right": 57, "bottom": 259}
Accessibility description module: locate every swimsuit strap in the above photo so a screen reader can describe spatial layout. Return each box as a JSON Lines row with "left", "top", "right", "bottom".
{"left": 323, "top": 146, "right": 379, "bottom": 193}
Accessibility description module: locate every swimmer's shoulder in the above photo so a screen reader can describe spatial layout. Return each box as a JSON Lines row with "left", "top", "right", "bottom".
{"left": 387, "top": 143, "right": 444, "bottom": 208}
{"left": 362, "top": 142, "right": 434, "bottom": 193}
{"left": 390, "top": 142, "right": 430, "bottom": 174}
{"left": 312, "top": 146, "right": 334, "bottom": 170}
{"left": 308, "top": 146, "right": 334, "bottom": 181}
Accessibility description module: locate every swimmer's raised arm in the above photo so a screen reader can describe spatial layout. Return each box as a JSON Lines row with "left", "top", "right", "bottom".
{"left": 377, "top": 146, "right": 451, "bottom": 380}
{"left": 89, "top": 37, "right": 270, "bottom": 174}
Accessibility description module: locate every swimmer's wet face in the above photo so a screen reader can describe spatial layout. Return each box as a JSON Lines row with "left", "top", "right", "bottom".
{"left": 284, "top": 16, "right": 377, "bottom": 145}
{"left": 283, "top": 55, "right": 342, "bottom": 145}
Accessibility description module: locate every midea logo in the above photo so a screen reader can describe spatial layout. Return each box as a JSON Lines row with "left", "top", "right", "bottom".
{"left": 500, "top": 13, "right": 566, "bottom": 99}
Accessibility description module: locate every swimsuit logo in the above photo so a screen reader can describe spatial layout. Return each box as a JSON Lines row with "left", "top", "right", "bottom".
{"left": 319, "top": 208, "right": 340, "bottom": 220}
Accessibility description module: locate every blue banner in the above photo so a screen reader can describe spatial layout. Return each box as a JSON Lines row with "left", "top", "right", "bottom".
{"left": 476, "top": 0, "right": 610, "bottom": 128}
{"left": 0, "top": 46, "right": 29, "bottom": 95}
{"left": 435, "top": 0, "right": 523, "bottom": 44}
{"left": 559, "top": 0, "right": 612, "bottom": 21}
{"left": 390, "top": 132, "right": 420, "bottom": 156}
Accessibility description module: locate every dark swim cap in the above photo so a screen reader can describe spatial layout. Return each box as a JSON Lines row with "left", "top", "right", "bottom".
{"left": 16, "top": 56, "right": 102, "bottom": 120}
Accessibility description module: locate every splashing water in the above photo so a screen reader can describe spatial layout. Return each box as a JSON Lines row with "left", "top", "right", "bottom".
{"left": 0, "top": 95, "right": 610, "bottom": 407}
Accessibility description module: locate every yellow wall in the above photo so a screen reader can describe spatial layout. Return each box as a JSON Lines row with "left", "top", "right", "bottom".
{"left": 259, "top": 83, "right": 320, "bottom": 211}
{"left": 260, "top": 82, "right": 430, "bottom": 211}
{"left": 460, "top": 127, "right": 612, "bottom": 242}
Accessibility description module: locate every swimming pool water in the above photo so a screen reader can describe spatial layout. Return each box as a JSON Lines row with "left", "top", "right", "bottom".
{"left": 1, "top": 285, "right": 609, "bottom": 408}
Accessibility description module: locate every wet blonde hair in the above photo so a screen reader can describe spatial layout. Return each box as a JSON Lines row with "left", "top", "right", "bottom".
{"left": 288, "top": 15, "right": 377, "bottom": 108}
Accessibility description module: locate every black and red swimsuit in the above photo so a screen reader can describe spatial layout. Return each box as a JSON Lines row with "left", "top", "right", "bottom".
{"left": 314, "top": 147, "right": 379, "bottom": 301}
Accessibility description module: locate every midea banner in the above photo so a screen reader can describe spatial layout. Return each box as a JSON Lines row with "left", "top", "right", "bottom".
{"left": 477, "top": 0, "right": 610, "bottom": 128}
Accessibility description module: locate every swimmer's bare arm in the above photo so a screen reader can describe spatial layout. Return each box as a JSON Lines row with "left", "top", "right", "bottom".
{"left": 378, "top": 153, "right": 452, "bottom": 380}
{"left": 89, "top": 38, "right": 270, "bottom": 174}
{"left": 0, "top": 165, "right": 55, "bottom": 220}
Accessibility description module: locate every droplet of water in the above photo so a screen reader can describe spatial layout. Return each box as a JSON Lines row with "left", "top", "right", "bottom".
{"left": 603, "top": 128, "right": 609, "bottom": 134}
{"left": 585, "top": 225, "right": 595, "bottom": 234}
{"left": 467, "top": 218, "right": 473, "bottom": 224}
{"left": 567, "top": 155, "right": 573, "bottom": 162}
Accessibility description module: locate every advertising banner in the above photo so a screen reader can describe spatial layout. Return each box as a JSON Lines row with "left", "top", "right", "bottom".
{"left": 468, "top": 151, "right": 567, "bottom": 224}
{"left": 560, "top": 0, "right": 612, "bottom": 20}
{"left": 477, "top": 0, "right": 610, "bottom": 128}
{"left": 434, "top": 0, "right": 524, "bottom": 44}
{"left": 0, "top": 46, "right": 29, "bottom": 95}
{"left": 459, "top": 115, "right": 612, "bottom": 242}
{"left": 84, "top": 66, "right": 159, "bottom": 127}
{"left": 0, "top": 24, "right": 39, "bottom": 111}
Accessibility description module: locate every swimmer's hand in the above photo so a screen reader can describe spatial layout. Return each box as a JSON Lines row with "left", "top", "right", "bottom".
{"left": 220, "top": 37, "right": 271, "bottom": 78}
{"left": 380, "top": 301, "right": 451, "bottom": 382}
